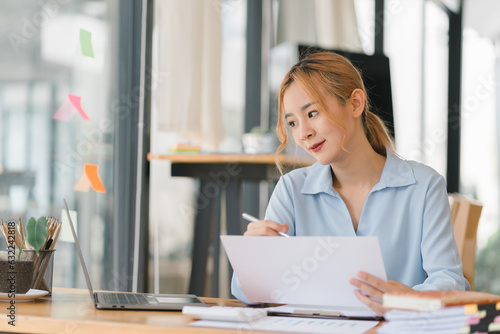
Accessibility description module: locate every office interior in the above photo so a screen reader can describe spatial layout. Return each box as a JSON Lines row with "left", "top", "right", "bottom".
{"left": 0, "top": 0, "right": 499, "bottom": 300}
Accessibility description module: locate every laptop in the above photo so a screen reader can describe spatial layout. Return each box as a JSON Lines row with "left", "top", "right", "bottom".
{"left": 64, "top": 199, "right": 206, "bottom": 310}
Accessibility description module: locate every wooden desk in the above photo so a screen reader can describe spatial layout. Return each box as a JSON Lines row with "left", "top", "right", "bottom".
{"left": 0, "top": 287, "right": 281, "bottom": 334}
{"left": 1, "top": 287, "right": 380, "bottom": 333}
{"left": 148, "top": 154, "right": 314, "bottom": 297}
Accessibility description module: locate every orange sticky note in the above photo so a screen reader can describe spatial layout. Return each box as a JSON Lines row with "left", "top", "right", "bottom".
{"left": 85, "top": 163, "right": 106, "bottom": 193}
{"left": 74, "top": 163, "right": 106, "bottom": 193}
{"left": 74, "top": 171, "right": 92, "bottom": 192}
{"left": 53, "top": 94, "right": 90, "bottom": 122}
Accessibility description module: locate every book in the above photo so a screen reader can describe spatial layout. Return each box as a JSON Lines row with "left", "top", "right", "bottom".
{"left": 168, "top": 142, "right": 201, "bottom": 153}
{"left": 379, "top": 304, "right": 500, "bottom": 334}
{"left": 382, "top": 290, "right": 500, "bottom": 311}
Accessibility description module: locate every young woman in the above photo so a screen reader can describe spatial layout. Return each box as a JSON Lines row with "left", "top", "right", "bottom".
{"left": 231, "top": 51, "right": 469, "bottom": 315}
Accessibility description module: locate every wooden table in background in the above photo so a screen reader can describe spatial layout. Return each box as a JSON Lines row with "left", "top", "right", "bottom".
{"left": 148, "top": 154, "right": 314, "bottom": 297}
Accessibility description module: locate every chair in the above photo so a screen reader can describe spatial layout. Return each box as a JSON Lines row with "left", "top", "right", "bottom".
{"left": 448, "top": 194, "right": 483, "bottom": 290}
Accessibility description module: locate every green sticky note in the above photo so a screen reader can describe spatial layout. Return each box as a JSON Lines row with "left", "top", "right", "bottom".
{"left": 80, "top": 28, "right": 94, "bottom": 58}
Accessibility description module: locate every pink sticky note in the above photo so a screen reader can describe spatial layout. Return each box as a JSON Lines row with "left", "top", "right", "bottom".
{"left": 53, "top": 99, "right": 76, "bottom": 122}
{"left": 53, "top": 94, "right": 91, "bottom": 122}
{"left": 68, "top": 94, "right": 91, "bottom": 121}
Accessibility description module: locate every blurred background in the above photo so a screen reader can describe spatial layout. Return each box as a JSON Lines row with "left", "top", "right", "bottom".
{"left": 0, "top": 0, "right": 499, "bottom": 297}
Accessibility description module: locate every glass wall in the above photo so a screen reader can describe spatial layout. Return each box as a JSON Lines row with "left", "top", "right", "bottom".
{"left": 0, "top": 0, "right": 145, "bottom": 292}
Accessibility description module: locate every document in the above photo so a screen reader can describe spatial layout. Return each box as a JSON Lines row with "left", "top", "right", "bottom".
{"left": 190, "top": 316, "right": 379, "bottom": 334}
{"left": 220, "top": 235, "right": 387, "bottom": 314}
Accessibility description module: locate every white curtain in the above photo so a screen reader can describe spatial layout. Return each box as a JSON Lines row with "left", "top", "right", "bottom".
{"left": 276, "top": 0, "right": 363, "bottom": 52}
{"left": 154, "top": 0, "right": 223, "bottom": 149}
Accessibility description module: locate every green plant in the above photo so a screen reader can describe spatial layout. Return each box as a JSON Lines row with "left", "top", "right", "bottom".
{"left": 474, "top": 228, "right": 500, "bottom": 293}
{"left": 24, "top": 217, "right": 48, "bottom": 257}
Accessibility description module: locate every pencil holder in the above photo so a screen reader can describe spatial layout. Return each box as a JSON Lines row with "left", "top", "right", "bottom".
{"left": 24, "top": 249, "right": 56, "bottom": 296}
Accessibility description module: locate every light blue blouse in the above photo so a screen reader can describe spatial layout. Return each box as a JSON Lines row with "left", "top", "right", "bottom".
{"left": 231, "top": 149, "right": 470, "bottom": 303}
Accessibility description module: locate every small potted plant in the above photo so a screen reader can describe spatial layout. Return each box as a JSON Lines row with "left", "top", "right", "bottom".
{"left": 242, "top": 126, "right": 278, "bottom": 154}
{"left": 0, "top": 217, "right": 48, "bottom": 294}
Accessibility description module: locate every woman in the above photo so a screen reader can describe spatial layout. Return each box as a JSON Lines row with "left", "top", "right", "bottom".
{"left": 232, "top": 51, "right": 469, "bottom": 315}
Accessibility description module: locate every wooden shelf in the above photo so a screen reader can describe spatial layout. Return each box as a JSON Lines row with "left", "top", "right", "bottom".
{"left": 147, "top": 153, "right": 314, "bottom": 167}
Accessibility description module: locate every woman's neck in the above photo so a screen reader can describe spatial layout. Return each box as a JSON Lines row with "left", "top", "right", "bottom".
{"left": 331, "top": 143, "right": 386, "bottom": 191}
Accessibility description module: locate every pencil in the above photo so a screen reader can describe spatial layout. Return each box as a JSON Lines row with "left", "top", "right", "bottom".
{"left": 0, "top": 223, "right": 8, "bottom": 244}
{"left": 241, "top": 212, "right": 290, "bottom": 238}
{"left": 2, "top": 219, "right": 22, "bottom": 249}
{"left": 19, "top": 218, "right": 27, "bottom": 249}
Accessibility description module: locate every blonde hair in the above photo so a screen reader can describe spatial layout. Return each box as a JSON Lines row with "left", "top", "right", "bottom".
{"left": 276, "top": 51, "right": 394, "bottom": 172}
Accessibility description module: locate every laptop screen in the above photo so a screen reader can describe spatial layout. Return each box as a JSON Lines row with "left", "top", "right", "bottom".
{"left": 64, "top": 199, "right": 96, "bottom": 303}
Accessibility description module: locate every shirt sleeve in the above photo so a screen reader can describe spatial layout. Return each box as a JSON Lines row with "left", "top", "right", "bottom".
{"left": 264, "top": 176, "right": 296, "bottom": 235}
{"left": 412, "top": 174, "right": 471, "bottom": 291}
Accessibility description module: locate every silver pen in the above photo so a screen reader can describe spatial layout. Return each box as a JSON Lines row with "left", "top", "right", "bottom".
{"left": 241, "top": 212, "right": 290, "bottom": 237}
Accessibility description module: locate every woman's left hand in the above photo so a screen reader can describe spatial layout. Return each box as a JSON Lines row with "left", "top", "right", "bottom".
{"left": 349, "top": 271, "right": 414, "bottom": 315}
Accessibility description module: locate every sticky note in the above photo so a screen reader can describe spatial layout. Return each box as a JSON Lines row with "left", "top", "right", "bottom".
{"left": 74, "top": 163, "right": 106, "bottom": 193}
{"left": 53, "top": 94, "right": 90, "bottom": 121}
{"left": 85, "top": 163, "right": 105, "bottom": 193}
{"left": 80, "top": 29, "right": 94, "bottom": 58}
{"left": 53, "top": 99, "right": 76, "bottom": 121}
{"left": 68, "top": 94, "right": 90, "bottom": 120}
{"left": 73, "top": 171, "right": 92, "bottom": 192}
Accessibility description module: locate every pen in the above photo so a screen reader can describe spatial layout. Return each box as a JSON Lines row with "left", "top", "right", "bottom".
{"left": 241, "top": 213, "right": 290, "bottom": 237}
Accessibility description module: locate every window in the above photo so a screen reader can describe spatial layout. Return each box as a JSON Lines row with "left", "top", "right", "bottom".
{"left": 0, "top": 0, "right": 148, "bottom": 292}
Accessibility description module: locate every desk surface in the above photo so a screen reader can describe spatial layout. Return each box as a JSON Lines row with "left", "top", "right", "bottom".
{"left": 147, "top": 153, "right": 315, "bottom": 167}
{"left": 0, "top": 287, "right": 286, "bottom": 334}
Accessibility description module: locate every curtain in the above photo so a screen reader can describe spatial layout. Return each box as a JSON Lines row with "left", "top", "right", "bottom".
{"left": 276, "top": 0, "right": 363, "bottom": 52}
{"left": 154, "top": 0, "right": 223, "bottom": 149}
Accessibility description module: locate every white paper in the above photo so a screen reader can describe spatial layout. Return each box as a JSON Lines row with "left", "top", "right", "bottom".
{"left": 190, "top": 316, "right": 379, "bottom": 334}
{"left": 220, "top": 236, "right": 387, "bottom": 311}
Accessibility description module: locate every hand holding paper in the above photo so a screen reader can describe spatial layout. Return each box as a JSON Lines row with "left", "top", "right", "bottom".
{"left": 350, "top": 271, "right": 414, "bottom": 316}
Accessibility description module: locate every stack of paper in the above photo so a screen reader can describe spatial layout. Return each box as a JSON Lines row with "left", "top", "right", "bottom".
{"left": 380, "top": 291, "right": 500, "bottom": 333}
{"left": 379, "top": 303, "right": 500, "bottom": 333}
{"left": 190, "top": 316, "right": 379, "bottom": 334}
{"left": 383, "top": 290, "right": 500, "bottom": 311}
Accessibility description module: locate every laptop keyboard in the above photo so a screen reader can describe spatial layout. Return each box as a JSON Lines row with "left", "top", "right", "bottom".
{"left": 98, "top": 292, "right": 149, "bottom": 305}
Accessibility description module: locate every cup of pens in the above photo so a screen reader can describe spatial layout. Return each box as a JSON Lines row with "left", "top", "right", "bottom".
{"left": 0, "top": 217, "right": 61, "bottom": 296}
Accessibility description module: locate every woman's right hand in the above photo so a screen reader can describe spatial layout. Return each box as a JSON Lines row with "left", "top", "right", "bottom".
{"left": 244, "top": 220, "right": 289, "bottom": 236}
